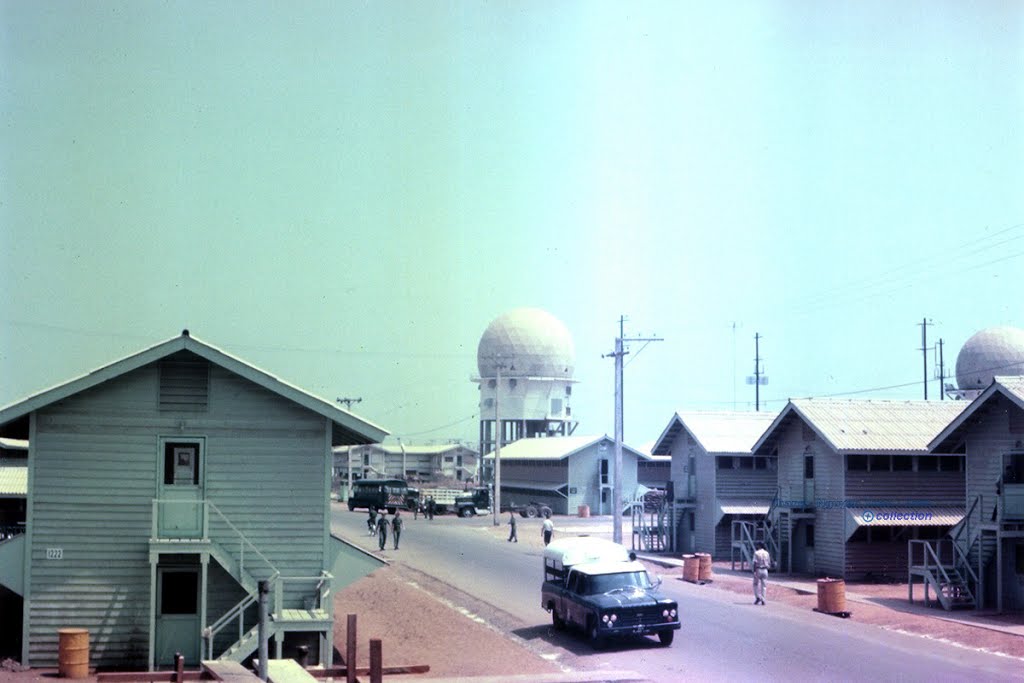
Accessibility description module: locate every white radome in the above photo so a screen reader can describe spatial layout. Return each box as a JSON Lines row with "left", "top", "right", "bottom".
{"left": 955, "top": 326, "right": 1024, "bottom": 390}
{"left": 477, "top": 307, "right": 575, "bottom": 379}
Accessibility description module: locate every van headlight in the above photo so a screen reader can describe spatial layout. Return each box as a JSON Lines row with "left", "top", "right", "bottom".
{"left": 663, "top": 608, "right": 677, "bottom": 619}
{"left": 602, "top": 613, "right": 617, "bottom": 624}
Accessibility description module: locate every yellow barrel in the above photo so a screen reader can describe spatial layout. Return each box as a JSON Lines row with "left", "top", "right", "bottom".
{"left": 696, "top": 552, "right": 713, "bottom": 581}
{"left": 682, "top": 554, "right": 700, "bottom": 582}
{"left": 578, "top": 505, "right": 590, "bottom": 518}
{"left": 58, "top": 628, "right": 89, "bottom": 679}
{"left": 817, "top": 578, "right": 846, "bottom": 614}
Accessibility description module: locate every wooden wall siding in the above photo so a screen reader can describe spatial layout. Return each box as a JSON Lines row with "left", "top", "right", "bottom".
{"left": 845, "top": 471, "right": 964, "bottom": 504}
{"left": 638, "top": 461, "right": 671, "bottom": 488}
{"left": 845, "top": 542, "right": 910, "bottom": 579}
{"left": 713, "top": 519, "right": 732, "bottom": 558}
{"left": 814, "top": 443, "right": 846, "bottom": 577}
{"left": 775, "top": 421, "right": 808, "bottom": 505}
{"left": 567, "top": 444, "right": 639, "bottom": 514}
{"left": 159, "top": 355, "right": 210, "bottom": 413}
{"left": 964, "top": 398, "right": 1016, "bottom": 530}
{"left": 500, "top": 461, "right": 568, "bottom": 484}
{"left": 695, "top": 447, "right": 716, "bottom": 554}
{"left": 26, "top": 362, "right": 333, "bottom": 668}
{"left": 715, "top": 467, "right": 776, "bottom": 499}
{"left": 207, "top": 560, "right": 251, "bottom": 657}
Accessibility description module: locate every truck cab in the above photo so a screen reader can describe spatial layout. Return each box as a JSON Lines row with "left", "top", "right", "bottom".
{"left": 541, "top": 538, "right": 679, "bottom": 647}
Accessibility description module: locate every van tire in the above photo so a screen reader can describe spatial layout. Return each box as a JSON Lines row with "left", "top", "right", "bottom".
{"left": 587, "top": 618, "right": 604, "bottom": 649}
{"left": 460, "top": 507, "right": 474, "bottom": 518}
{"left": 551, "top": 609, "right": 565, "bottom": 630}
{"left": 658, "top": 630, "right": 674, "bottom": 646}
{"left": 347, "top": 501, "right": 355, "bottom": 511}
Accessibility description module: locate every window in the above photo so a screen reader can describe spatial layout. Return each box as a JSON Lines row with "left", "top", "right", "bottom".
{"left": 754, "top": 457, "right": 768, "bottom": 470}
{"left": 600, "top": 459, "right": 609, "bottom": 485}
{"left": 806, "top": 524, "right": 815, "bottom": 548}
{"left": 738, "top": 458, "right": 753, "bottom": 470}
{"left": 848, "top": 454, "right": 868, "bottom": 471}
{"left": 893, "top": 456, "right": 913, "bottom": 471}
{"left": 917, "top": 456, "right": 939, "bottom": 472}
{"left": 718, "top": 457, "right": 734, "bottom": 470}
{"left": 160, "top": 570, "right": 198, "bottom": 615}
{"left": 939, "top": 456, "right": 963, "bottom": 472}
{"left": 804, "top": 455, "right": 814, "bottom": 479}
{"left": 869, "top": 455, "right": 891, "bottom": 472}
{"left": 164, "top": 443, "right": 200, "bottom": 486}
{"left": 550, "top": 398, "right": 563, "bottom": 416}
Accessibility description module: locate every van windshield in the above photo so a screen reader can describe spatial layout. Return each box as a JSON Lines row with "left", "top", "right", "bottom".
{"left": 581, "top": 571, "right": 652, "bottom": 595}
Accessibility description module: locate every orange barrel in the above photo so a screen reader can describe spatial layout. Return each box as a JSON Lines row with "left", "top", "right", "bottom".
{"left": 817, "top": 578, "right": 846, "bottom": 613}
{"left": 696, "top": 552, "right": 713, "bottom": 581}
{"left": 58, "top": 628, "right": 89, "bottom": 679}
{"left": 578, "top": 505, "right": 590, "bottom": 518}
{"left": 682, "top": 554, "right": 700, "bottom": 582}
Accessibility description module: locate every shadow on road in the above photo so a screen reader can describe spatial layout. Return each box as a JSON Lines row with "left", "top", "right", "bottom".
{"left": 512, "top": 624, "right": 671, "bottom": 656}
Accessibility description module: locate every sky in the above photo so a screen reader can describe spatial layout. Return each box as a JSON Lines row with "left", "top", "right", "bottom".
{"left": 2, "top": 1, "right": 1022, "bottom": 452}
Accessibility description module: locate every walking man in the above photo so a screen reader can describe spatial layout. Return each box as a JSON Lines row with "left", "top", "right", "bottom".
{"left": 752, "top": 541, "right": 771, "bottom": 605}
{"left": 507, "top": 511, "right": 518, "bottom": 543}
{"left": 367, "top": 508, "right": 378, "bottom": 536}
{"left": 376, "top": 513, "right": 389, "bottom": 551}
{"left": 542, "top": 515, "right": 554, "bottom": 546}
{"left": 392, "top": 510, "right": 403, "bottom": 550}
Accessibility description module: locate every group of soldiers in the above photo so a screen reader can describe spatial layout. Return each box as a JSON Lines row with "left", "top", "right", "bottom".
{"left": 367, "top": 508, "right": 404, "bottom": 550}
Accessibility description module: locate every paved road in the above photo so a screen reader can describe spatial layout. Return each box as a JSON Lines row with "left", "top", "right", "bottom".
{"left": 332, "top": 507, "right": 1024, "bottom": 682}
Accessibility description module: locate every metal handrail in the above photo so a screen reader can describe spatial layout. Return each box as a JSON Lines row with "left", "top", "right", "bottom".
{"left": 909, "top": 540, "right": 958, "bottom": 592}
{"left": 206, "top": 500, "right": 278, "bottom": 577}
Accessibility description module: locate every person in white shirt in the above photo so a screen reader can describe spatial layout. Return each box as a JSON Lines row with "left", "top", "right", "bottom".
{"left": 542, "top": 516, "right": 554, "bottom": 546}
{"left": 752, "top": 541, "right": 771, "bottom": 605}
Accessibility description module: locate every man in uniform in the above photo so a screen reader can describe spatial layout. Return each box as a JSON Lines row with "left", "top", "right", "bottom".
{"left": 376, "top": 512, "right": 389, "bottom": 551}
{"left": 507, "top": 511, "right": 518, "bottom": 542}
{"left": 392, "top": 510, "right": 404, "bottom": 550}
{"left": 753, "top": 541, "right": 771, "bottom": 605}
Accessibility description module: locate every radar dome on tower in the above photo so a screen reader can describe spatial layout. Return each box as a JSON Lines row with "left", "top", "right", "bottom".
{"left": 955, "top": 326, "right": 1024, "bottom": 393}
{"left": 476, "top": 307, "right": 576, "bottom": 379}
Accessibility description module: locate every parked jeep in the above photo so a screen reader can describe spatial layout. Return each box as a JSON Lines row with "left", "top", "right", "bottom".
{"left": 541, "top": 538, "right": 679, "bottom": 647}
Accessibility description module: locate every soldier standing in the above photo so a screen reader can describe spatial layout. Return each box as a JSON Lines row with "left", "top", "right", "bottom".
{"left": 507, "top": 511, "right": 518, "bottom": 543}
{"left": 392, "top": 510, "right": 404, "bottom": 550}
{"left": 376, "top": 513, "right": 389, "bottom": 551}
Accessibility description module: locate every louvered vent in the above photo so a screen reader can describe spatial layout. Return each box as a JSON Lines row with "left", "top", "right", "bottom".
{"left": 160, "top": 355, "right": 210, "bottom": 412}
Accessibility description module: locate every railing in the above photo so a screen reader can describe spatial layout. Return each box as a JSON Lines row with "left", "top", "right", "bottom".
{"left": 274, "top": 571, "right": 334, "bottom": 615}
{"left": 908, "top": 539, "right": 957, "bottom": 588}
{"left": 152, "top": 499, "right": 278, "bottom": 579}
{"left": 207, "top": 500, "right": 278, "bottom": 580}
{"left": 204, "top": 584, "right": 264, "bottom": 660}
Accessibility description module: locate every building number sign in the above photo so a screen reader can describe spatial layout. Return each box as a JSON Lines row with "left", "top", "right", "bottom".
{"left": 46, "top": 548, "right": 63, "bottom": 560}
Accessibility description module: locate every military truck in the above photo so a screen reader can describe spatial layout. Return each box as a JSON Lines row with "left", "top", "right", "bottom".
{"left": 417, "top": 486, "right": 491, "bottom": 517}
{"left": 541, "top": 537, "right": 679, "bottom": 648}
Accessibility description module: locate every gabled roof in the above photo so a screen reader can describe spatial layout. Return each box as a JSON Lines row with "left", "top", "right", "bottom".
{"left": 651, "top": 411, "right": 777, "bottom": 456}
{"left": 753, "top": 399, "right": 968, "bottom": 455}
{"left": 0, "top": 331, "right": 388, "bottom": 445}
{"left": 482, "top": 434, "right": 649, "bottom": 461}
{"left": 929, "top": 376, "right": 1024, "bottom": 452}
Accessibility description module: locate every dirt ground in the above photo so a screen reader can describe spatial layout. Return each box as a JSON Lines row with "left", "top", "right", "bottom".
{"left": 2, "top": 520, "right": 1023, "bottom": 681}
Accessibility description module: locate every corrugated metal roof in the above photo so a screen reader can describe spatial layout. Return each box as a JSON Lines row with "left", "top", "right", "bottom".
{"left": 994, "top": 375, "right": 1024, "bottom": 402}
{"left": 929, "top": 376, "right": 1024, "bottom": 451}
{"left": 0, "top": 459, "right": 28, "bottom": 497}
{"left": 483, "top": 435, "right": 648, "bottom": 461}
{"left": 0, "top": 438, "right": 27, "bottom": 451}
{"left": 673, "top": 411, "right": 778, "bottom": 454}
{"left": 717, "top": 500, "right": 771, "bottom": 515}
{"left": 847, "top": 507, "right": 964, "bottom": 527}
{"left": 787, "top": 399, "right": 968, "bottom": 453}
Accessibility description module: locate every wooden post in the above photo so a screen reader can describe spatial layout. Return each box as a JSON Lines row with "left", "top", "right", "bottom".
{"left": 258, "top": 580, "right": 270, "bottom": 681}
{"left": 369, "top": 639, "right": 382, "bottom": 683}
{"left": 174, "top": 653, "right": 184, "bottom": 682}
{"left": 346, "top": 614, "right": 357, "bottom": 683}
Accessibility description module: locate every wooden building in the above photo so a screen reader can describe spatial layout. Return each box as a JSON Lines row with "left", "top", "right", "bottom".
{"left": 753, "top": 399, "right": 967, "bottom": 578}
{"left": 0, "top": 331, "right": 387, "bottom": 670}
{"left": 483, "top": 435, "right": 646, "bottom": 516}
{"left": 927, "top": 377, "right": 1024, "bottom": 611}
{"left": 651, "top": 411, "right": 778, "bottom": 556}
{"left": 333, "top": 443, "right": 479, "bottom": 487}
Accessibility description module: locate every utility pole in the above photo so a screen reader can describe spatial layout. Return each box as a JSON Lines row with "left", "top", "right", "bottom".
{"left": 604, "top": 316, "right": 663, "bottom": 545}
{"left": 493, "top": 362, "right": 504, "bottom": 527}
{"left": 918, "top": 318, "right": 933, "bottom": 400}
{"left": 754, "top": 334, "right": 762, "bottom": 411}
{"left": 746, "top": 334, "right": 768, "bottom": 410}
{"left": 937, "top": 338, "right": 946, "bottom": 401}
